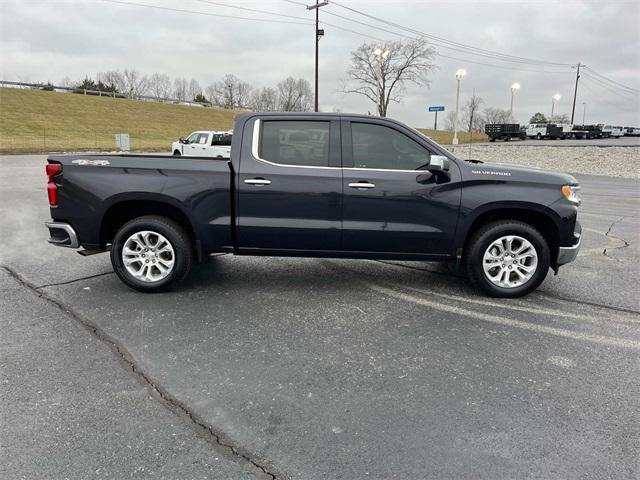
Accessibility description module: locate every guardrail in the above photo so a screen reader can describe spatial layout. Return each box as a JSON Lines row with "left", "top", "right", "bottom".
{"left": 0, "top": 80, "right": 214, "bottom": 108}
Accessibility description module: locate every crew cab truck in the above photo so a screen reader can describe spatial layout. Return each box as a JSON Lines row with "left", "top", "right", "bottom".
{"left": 172, "top": 130, "right": 232, "bottom": 157}
{"left": 45, "top": 113, "right": 582, "bottom": 298}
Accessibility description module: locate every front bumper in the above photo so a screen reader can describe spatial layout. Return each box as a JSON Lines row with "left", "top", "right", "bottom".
{"left": 45, "top": 221, "right": 79, "bottom": 248}
{"left": 557, "top": 220, "right": 581, "bottom": 266}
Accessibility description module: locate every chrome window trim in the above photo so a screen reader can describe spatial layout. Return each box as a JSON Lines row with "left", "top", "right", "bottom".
{"left": 344, "top": 167, "right": 427, "bottom": 174}
{"left": 251, "top": 118, "right": 340, "bottom": 170}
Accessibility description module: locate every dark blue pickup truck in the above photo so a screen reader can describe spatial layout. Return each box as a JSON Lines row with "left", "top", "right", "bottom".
{"left": 45, "top": 113, "right": 581, "bottom": 297}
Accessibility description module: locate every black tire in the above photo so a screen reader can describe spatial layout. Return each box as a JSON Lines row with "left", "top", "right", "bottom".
{"left": 464, "top": 220, "right": 550, "bottom": 298}
{"left": 536, "top": 133, "right": 542, "bottom": 140}
{"left": 173, "top": 150, "right": 181, "bottom": 156}
{"left": 110, "top": 215, "right": 193, "bottom": 293}
{"left": 489, "top": 137, "right": 496, "bottom": 142}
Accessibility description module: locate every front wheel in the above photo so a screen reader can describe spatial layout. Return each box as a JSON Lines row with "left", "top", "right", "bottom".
{"left": 110, "top": 215, "right": 193, "bottom": 292}
{"left": 465, "top": 221, "right": 550, "bottom": 297}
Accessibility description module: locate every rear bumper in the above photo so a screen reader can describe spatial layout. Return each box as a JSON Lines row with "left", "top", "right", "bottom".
{"left": 557, "top": 220, "right": 581, "bottom": 266}
{"left": 45, "top": 221, "right": 79, "bottom": 248}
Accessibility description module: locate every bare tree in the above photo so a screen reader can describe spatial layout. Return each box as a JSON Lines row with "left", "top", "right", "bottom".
{"left": 208, "top": 74, "right": 253, "bottom": 109}
{"left": 188, "top": 78, "right": 202, "bottom": 101}
{"left": 484, "top": 107, "right": 512, "bottom": 125}
{"left": 277, "top": 77, "right": 312, "bottom": 112}
{"left": 60, "top": 76, "right": 75, "bottom": 88}
{"left": 122, "top": 69, "right": 149, "bottom": 98}
{"left": 549, "top": 113, "right": 570, "bottom": 124}
{"left": 148, "top": 73, "right": 172, "bottom": 100}
{"left": 444, "top": 111, "right": 456, "bottom": 131}
{"left": 462, "top": 91, "right": 484, "bottom": 132}
{"left": 250, "top": 87, "right": 279, "bottom": 111}
{"left": 97, "top": 70, "right": 125, "bottom": 92}
{"left": 173, "top": 77, "right": 188, "bottom": 101}
{"left": 342, "top": 38, "right": 435, "bottom": 116}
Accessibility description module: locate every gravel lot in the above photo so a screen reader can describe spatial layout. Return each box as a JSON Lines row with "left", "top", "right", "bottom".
{"left": 446, "top": 145, "right": 639, "bottom": 178}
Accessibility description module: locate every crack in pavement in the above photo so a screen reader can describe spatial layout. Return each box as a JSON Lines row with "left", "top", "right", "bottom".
{"left": 35, "top": 271, "right": 115, "bottom": 289}
{"left": 1, "top": 265, "right": 282, "bottom": 480}
{"left": 603, "top": 216, "right": 631, "bottom": 259}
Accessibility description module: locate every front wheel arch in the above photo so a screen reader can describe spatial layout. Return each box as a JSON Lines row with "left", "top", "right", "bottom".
{"left": 460, "top": 207, "right": 560, "bottom": 265}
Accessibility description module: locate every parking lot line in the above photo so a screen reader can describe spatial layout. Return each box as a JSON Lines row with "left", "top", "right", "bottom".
{"left": 367, "top": 282, "right": 640, "bottom": 350}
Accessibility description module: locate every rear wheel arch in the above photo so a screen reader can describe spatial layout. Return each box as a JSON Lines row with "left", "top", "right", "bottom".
{"left": 100, "top": 199, "right": 197, "bottom": 250}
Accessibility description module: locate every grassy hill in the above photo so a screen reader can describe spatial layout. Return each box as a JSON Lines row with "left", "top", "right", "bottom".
{"left": 0, "top": 87, "right": 485, "bottom": 153}
{"left": 416, "top": 128, "right": 487, "bottom": 145}
{"left": 0, "top": 87, "right": 236, "bottom": 153}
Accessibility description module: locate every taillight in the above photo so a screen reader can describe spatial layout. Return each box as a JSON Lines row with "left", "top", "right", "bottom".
{"left": 46, "top": 163, "right": 62, "bottom": 206}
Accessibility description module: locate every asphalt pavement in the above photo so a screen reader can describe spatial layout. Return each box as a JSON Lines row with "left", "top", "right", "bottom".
{"left": 1, "top": 154, "right": 638, "bottom": 479}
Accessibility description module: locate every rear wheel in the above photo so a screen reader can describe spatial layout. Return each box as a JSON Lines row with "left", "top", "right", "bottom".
{"left": 110, "top": 216, "right": 193, "bottom": 292}
{"left": 536, "top": 133, "right": 542, "bottom": 140}
{"left": 465, "top": 220, "right": 550, "bottom": 297}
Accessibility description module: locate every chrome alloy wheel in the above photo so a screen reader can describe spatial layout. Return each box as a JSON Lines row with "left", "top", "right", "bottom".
{"left": 122, "top": 230, "right": 175, "bottom": 283}
{"left": 482, "top": 235, "right": 538, "bottom": 288}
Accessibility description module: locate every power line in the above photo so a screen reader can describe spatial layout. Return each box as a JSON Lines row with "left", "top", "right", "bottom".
{"left": 191, "top": 0, "right": 311, "bottom": 22}
{"left": 581, "top": 71, "right": 639, "bottom": 99}
{"left": 321, "top": 7, "right": 569, "bottom": 68}
{"left": 315, "top": 18, "right": 570, "bottom": 75}
{"left": 99, "top": 0, "right": 313, "bottom": 25}
{"left": 579, "top": 77, "right": 639, "bottom": 111}
{"left": 328, "top": 0, "right": 573, "bottom": 67}
{"left": 583, "top": 66, "right": 638, "bottom": 93}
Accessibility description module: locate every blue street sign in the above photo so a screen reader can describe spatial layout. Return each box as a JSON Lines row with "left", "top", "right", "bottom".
{"left": 428, "top": 105, "right": 445, "bottom": 112}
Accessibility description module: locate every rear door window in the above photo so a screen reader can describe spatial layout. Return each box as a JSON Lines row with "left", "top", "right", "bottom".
{"left": 259, "top": 121, "right": 330, "bottom": 167}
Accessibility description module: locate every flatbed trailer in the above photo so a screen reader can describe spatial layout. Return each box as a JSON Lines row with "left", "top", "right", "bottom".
{"left": 484, "top": 123, "right": 526, "bottom": 142}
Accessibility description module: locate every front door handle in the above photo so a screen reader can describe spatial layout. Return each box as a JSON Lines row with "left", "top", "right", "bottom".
{"left": 348, "top": 182, "right": 376, "bottom": 190}
{"left": 244, "top": 178, "right": 272, "bottom": 186}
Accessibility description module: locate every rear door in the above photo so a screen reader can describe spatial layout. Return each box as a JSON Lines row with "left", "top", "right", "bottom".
{"left": 341, "top": 119, "right": 461, "bottom": 256}
{"left": 236, "top": 116, "right": 342, "bottom": 251}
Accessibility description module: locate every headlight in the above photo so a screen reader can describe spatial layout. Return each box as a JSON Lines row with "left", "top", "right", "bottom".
{"left": 562, "top": 185, "right": 581, "bottom": 205}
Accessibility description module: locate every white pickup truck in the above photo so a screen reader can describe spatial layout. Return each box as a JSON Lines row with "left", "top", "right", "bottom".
{"left": 172, "top": 130, "right": 232, "bottom": 157}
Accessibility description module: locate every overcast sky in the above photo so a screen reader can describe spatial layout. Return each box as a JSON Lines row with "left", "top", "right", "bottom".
{"left": 1, "top": 0, "right": 639, "bottom": 127}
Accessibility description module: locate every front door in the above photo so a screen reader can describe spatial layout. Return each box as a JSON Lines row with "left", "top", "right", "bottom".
{"left": 237, "top": 117, "right": 342, "bottom": 251}
{"left": 185, "top": 133, "right": 209, "bottom": 156}
{"left": 341, "top": 120, "right": 461, "bottom": 256}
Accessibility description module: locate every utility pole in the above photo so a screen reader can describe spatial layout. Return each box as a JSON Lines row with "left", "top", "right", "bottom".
{"left": 307, "top": 1, "right": 328, "bottom": 112}
{"left": 571, "top": 62, "right": 583, "bottom": 124}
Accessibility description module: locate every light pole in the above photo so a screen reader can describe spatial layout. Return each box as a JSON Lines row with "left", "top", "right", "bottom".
{"left": 551, "top": 93, "right": 561, "bottom": 118}
{"left": 452, "top": 68, "right": 466, "bottom": 145}
{"left": 372, "top": 48, "right": 389, "bottom": 116}
{"left": 582, "top": 102, "right": 586, "bottom": 125}
{"left": 509, "top": 82, "right": 520, "bottom": 120}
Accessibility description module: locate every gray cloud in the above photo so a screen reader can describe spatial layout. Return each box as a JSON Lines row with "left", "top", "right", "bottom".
{"left": 1, "top": 0, "right": 638, "bottom": 126}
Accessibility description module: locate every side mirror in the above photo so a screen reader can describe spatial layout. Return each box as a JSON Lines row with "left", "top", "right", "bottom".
{"left": 179, "top": 137, "right": 187, "bottom": 144}
{"left": 426, "top": 155, "right": 450, "bottom": 173}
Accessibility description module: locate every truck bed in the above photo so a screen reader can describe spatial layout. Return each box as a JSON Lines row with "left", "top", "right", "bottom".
{"left": 48, "top": 153, "right": 233, "bottom": 253}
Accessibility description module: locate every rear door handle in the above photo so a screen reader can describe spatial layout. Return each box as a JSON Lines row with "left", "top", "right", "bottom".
{"left": 348, "top": 182, "right": 376, "bottom": 190}
{"left": 244, "top": 178, "right": 271, "bottom": 186}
